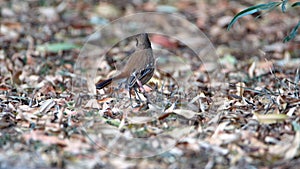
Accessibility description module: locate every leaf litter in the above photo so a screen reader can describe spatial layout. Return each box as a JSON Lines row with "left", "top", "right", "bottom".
{"left": 0, "top": 0, "right": 300, "bottom": 169}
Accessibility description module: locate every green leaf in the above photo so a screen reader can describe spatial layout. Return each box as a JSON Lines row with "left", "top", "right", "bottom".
{"left": 281, "top": 0, "right": 288, "bottom": 12}
{"left": 291, "top": 2, "right": 300, "bottom": 7}
{"left": 254, "top": 2, "right": 282, "bottom": 20}
{"left": 292, "top": 121, "right": 300, "bottom": 131}
{"left": 283, "top": 20, "right": 300, "bottom": 42}
{"left": 37, "top": 42, "right": 80, "bottom": 52}
{"left": 227, "top": 2, "right": 282, "bottom": 30}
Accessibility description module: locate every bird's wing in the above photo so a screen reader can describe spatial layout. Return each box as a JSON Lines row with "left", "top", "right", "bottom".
{"left": 127, "top": 67, "right": 154, "bottom": 89}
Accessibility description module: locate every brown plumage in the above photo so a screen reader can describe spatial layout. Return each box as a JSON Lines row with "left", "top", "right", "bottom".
{"left": 96, "top": 33, "right": 154, "bottom": 91}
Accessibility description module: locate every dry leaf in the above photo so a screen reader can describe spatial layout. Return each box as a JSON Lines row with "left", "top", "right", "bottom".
{"left": 252, "top": 112, "right": 288, "bottom": 124}
{"left": 37, "top": 99, "right": 55, "bottom": 115}
{"left": 127, "top": 116, "right": 154, "bottom": 124}
{"left": 236, "top": 82, "right": 245, "bottom": 97}
{"left": 172, "top": 109, "right": 196, "bottom": 119}
{"left": 85, "top": 99, "right": 100, "bottom": 109}
{"left": 97, "top": 97, "right": 115, "bottom": 103}
{"left": 248, "top": 61, "right": 256, "bottom": 78}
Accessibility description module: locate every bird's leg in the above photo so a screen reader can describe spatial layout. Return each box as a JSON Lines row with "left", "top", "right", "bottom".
{"left": 129, "top": 88, "right": 133, "bottom": 107}
{"left": 127, "top": 70, "right": 152, "bottom": 106}
{"left": 133, "top": 87, "right": 142, "bottom": 105}
{"left": 128, "top": 87, "right": 141, "bottom": 108}
{"left": 127, "top": 73, "right": 138, "bottom": 107}
{"left": 135, "top": 78, "right": 151, "bottom": 104}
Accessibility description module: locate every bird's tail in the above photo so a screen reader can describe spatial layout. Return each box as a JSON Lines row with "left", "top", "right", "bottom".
{"left": 95, "top": 78, "right": 113, "bottom": 89}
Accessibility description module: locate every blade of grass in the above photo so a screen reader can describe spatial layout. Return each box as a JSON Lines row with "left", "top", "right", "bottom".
{"left": 281, "top": 0, "right": 288, "bottom": 12}
{"left": 291, "top": 2, "right": 300, "bottom": 7}
{"left": 283, "top": 20, "right": 300, "bottom": 42}
{"left": 227, "top": 2, "right": 282, "bottom": 30}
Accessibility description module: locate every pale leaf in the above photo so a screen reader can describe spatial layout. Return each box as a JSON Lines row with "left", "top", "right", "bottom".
{"left": 253, "top": 112, "right": 288, "bottom": 124}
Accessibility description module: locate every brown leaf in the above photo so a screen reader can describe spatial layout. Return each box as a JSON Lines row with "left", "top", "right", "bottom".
{"left": 151, "top": 35, "right": 178, "bottom": 49}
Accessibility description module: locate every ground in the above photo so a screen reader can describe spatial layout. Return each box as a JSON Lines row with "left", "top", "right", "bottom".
{"left": 0, "top": 0, "right": 300, "bottom": 169}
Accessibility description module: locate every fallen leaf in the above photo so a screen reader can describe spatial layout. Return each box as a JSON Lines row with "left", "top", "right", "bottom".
{"left": 37, "top": 99, "right": 56, "bottom": 115}
{"left": 284, "top": 131, "right": 300, "bottom": 160}
{"left": 151, "top": 34, "right": 178, "bottom": 49}
{"left": 248, "top": 61, "right": 256, "bottom": 78}
{"left": 236, "top": 82, "right": 245, "bottom": 97}
{"left": 172, "top": 109, "right": 197, "bottom": 119}
{"left": 252, "top": 112, "right": 288, "bottom": 124}
{"left": 127, "top": 116, "right": 154, "bottom": 124}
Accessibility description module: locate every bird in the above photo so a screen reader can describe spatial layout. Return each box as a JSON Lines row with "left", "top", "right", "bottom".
{"left": 95, "top": 33, "right": 155, "bottom": 103}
